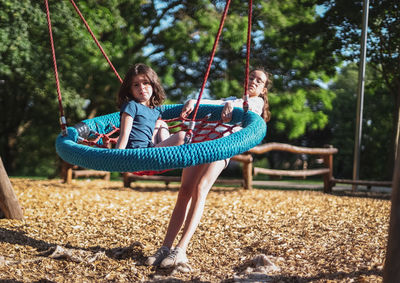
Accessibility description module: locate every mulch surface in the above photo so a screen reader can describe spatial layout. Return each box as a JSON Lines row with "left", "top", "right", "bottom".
{"left": 0, "top": 178, "right": 391, "bottom": 282}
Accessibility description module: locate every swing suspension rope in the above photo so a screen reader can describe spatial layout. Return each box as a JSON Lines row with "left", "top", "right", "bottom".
{"left": 48, "top": 0, "right": 266, "bottom": 173}
{"left": 184, "top": 0, "right": 232, "bottom": 143}
{"left": 243, "top": 0, "right": 253, "bottom": 111}
{"left": 44, "top": 0, "right": 67, "bottom": 137}
{"left": 68, "top": 0, "right": 123, "bottom": 84}
{"left": 45, "top": 0, "right": 252, "bottom": 139}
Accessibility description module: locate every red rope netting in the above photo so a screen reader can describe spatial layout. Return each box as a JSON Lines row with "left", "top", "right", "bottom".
{"left": 78, "top": 117, "right": 241, "bottom": 149}
{"left": 77, "top": 117, "right": 241, "bottom": 175}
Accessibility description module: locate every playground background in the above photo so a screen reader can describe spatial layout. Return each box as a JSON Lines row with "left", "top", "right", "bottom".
{"left": 1, "top": 0, "right": 398, "bottom": 184}
{"left": 1, "top": 1, "right": 399, "bottom": 281}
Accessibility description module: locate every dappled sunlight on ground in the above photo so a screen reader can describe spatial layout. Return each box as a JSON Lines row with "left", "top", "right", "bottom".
{"left": 0, "top": 178, "right": 390, "bottom": 282}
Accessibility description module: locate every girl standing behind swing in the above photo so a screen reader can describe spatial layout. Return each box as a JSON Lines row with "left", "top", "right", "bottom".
{"left": 116, "top": 63, "right": 185, "bottom": 149}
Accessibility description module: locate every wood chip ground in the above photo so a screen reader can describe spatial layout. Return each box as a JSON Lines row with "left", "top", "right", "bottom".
{"left": 0, "top": 178, "right": 390, "bottom": 282}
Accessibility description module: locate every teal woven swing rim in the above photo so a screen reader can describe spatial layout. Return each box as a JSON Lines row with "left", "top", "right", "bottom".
{"left": 56, "top": 104, "right": 267, "bottom": 172}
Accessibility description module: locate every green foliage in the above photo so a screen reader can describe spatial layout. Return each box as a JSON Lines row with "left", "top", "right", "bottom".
{"left": 328, "top": 63, "right": 394, "bottom": 180}
{"left": 313, "top": 0, "right": 399, "bottom": 179}
{"left": 271, "top": 0, "right": 399, "bottom": 180}
{"left": 271, "top": 87, "right": 335, "bottom": 139}
{"left": 0, "top": 0, "right": 347, "bottom": 177}
{"left": 0, "top": 0, "right": 126, "bottom": 175}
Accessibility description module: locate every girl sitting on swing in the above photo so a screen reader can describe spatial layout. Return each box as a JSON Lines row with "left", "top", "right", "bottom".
{"left": 146, "top": 67, "right": 272, "bottom": 268}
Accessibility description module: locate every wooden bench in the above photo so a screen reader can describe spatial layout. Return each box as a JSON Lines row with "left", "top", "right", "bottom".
{"left": 123, "top": 143, "right": 338, "bottom": 192}
{"left": 122, "top": 154, "right": 254, "bottom": 189}
{"left": 61, "top": 161, "right": 110, "bottom": 184}
{"left": 122, "top": 171, "right": 246, "bottom": 189}
{"left": 242, "top": 142, "right": 338, "bottom": 192}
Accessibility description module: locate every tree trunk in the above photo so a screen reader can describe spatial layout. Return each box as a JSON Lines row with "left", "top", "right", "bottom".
{"left": 0, "top": 157, "right": 24, "bottom": 220}
{"left": 395, "top": 98, "right": 400, "bottom": 161}
{"left": 384, "top": 141, "right": 400, "bottom": 282}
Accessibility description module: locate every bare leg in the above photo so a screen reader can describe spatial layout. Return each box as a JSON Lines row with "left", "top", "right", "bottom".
{"left": 161, "top": 173, "right": 194, "bottom": 248}
{"left": 162, "top": 160, "right": 227, "bottom": 250}
{"left": 153, "top": 120, "right": 171, "bottom": 145}
{"left": 175, "top": 160, "right": 227, "bottom": 251}
{"left": 155, "top": 131, "right": 186, "bottom": 147}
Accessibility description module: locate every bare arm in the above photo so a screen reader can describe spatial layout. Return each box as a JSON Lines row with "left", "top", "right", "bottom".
{"left": 221, "top": 101, "right": 234, "bottom": 122}
{"left": 116, "top": 113, "right": 133, "bottom": 149}
{"left": 180, "top": 99, "right": 226, "bottom": 119}
{"left": 181, "top": 97, "right": 262, "bottom": 123}
{"left": 218, "top": 97, "right": 264, "bottom": 122}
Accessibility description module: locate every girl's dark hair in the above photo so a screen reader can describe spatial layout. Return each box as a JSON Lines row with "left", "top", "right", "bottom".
{"left": 117, "top": 63, "right": 166, "bottom": 108}
{"left": 250, "top": 67, "right": 272, "bottom": 122}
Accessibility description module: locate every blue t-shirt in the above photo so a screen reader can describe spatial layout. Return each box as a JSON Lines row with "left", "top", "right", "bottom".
{"left": 120, "top": 101, "right": 162, "bottom": 149}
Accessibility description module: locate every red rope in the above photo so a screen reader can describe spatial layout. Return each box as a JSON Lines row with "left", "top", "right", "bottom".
{"left": 184, "top": 0, "right": 232, "bottom": 143}
{"left": 45, "top": 0, "right": 68, "bottom": 136}
{"left": 69, "top": 0, "right": 123, "bottom": 84}
{"left": 243, "top": 0, "right": 253, "bottom": 112}
{"left": 190, "top": 0, "right": 232, "bottom": 122}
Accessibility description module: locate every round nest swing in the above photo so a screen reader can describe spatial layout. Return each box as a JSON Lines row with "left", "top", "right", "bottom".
{"left": 46, "top": 0, "right": 266, "bottom": 173}
{"left": 56, "top": 104, "right": 266, "bottom": 172}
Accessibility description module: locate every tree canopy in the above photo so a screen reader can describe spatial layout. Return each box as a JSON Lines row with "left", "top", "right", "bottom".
{"left": 321, "top": 0, "right": 398, "bottom": 178}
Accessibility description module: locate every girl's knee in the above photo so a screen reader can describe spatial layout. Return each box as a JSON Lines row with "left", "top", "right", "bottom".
{"left": 155, "top": 120, "right": 168, "bottom": 128}
{"left": 177, "top": 131, "right": 187, "bottom": 144}
{"left": 153, "top": 120, "right": 171, "bottom": 144}
{"left": 196, "top": 183, "right": 211, "bottom": 198}
{"left": 187, "top": 182, "right": 210, "bottom": 200}
{"left": 178, "top": 183, "right": 194, "bottom": 199}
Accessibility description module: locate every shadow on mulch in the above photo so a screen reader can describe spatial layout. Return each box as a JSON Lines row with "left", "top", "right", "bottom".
{"left": 0, "top": 227, "right": 53, "bottom": 252}
{"left": 0, "top": 227, "right": 146, "bottom": 262}
{"left": 0, "top": 279, "right": 55, "bottom": 283}
{"left": 147, "top": 278, "right": 206, "bottom": 283}
{"left": 258, "top": 267, "right": 382, "bottom": 283}
{"left": 94, "top": 242, "right": 146, "bottom": 263}
{"left": 253, "top": 185, "right": 392, "bottom": 201}
{"left": 330, "top": 190, "right": 391, "bottom": 200}
{"left": 147, "top": 270, "right": 209, "bottom": 283}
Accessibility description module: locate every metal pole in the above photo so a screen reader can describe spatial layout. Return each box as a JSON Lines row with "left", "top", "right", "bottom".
{"left": 352, "top": 0, "right": 369, "bottom": 191}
